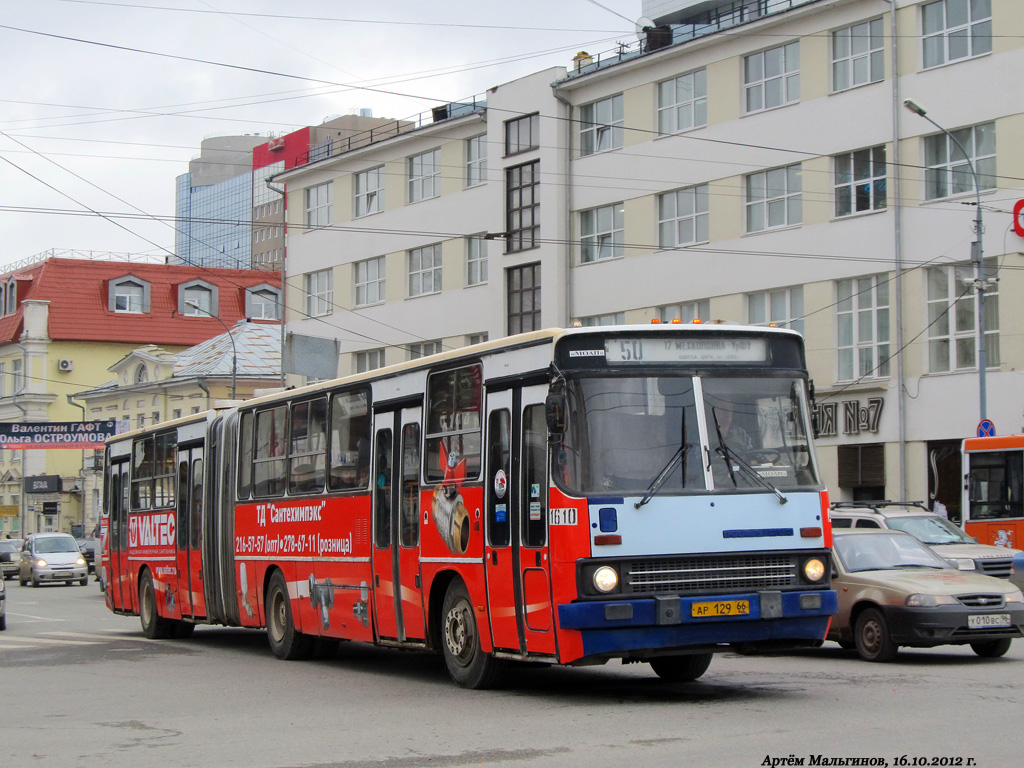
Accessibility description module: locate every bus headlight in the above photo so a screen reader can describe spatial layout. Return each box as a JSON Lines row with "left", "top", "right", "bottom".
{"left": 593, "top": 566, "right": 619, "bottom": 593}
{"left": 802, "top": 558, "right": 826, "bottom": 582}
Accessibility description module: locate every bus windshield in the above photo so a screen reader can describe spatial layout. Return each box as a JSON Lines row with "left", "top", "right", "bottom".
{"left": 557, "top": 375, "right": 818, "bottom": 497}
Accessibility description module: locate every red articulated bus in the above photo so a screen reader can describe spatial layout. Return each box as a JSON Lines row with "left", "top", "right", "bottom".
{"left": 102, "top": 325, "right": 836, "bottom": 687}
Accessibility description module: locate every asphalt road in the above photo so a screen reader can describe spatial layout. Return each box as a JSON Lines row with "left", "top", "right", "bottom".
{"left": 2, "top": 578, "right": 1021, "bottom": 768}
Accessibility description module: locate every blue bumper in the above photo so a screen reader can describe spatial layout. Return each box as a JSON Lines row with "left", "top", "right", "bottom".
{"left": 558, "top": 590, "right": 838, "bottom": 658}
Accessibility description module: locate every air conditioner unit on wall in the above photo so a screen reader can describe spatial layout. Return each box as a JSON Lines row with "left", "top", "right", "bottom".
{"left": 58, "top": 359, "right": 74, "bottom": 372}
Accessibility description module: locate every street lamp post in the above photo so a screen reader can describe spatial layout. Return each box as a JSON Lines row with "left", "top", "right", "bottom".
{"left": 185, "top": 301, "right": 238, "bottom": 400}
{"left": 903, "top": 98, "right": 988, "bottom": 422}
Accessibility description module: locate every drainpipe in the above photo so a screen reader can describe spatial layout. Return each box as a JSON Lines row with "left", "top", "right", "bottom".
{"left": 552, "top": 89, "right": 574, "bottom": 326}
{"left": 888, "top": 0, "right": 907, "bottom": 501}
{"left": 197, "top": 377, "right": 211, "bottom": 410}
{"left": 10, "top": 342, "right": 28, "bottom": 535}
{"left": 66, "top": 394, "right": 88, "bottom": 533}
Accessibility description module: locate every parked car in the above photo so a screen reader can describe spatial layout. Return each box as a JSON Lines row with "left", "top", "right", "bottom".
{"left": 828, "top": 529, "right": 1024, "bottom": 662}
{"left": 830, "top": 501, "right": 1024, "bottom": 589}
{"left": 19, "top": 533, "right": 88, "bottom": 587}
{"left": 0, "top": 576, "right": 6, "bottom": 630}
{"left": 76, "top": 538, "right": 97, "bottom": 574}
{"left": 0, "top": 539, "right": 23, "bottom": 580}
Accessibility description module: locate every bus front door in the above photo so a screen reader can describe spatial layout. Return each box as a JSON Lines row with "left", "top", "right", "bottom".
{"left": 371, "top": 408, "right": 426, "bottom": 643}
{"left": 175, "top": 444, "right": 206, "bottom": 619}
{"left": 484, "top": 385, "right": 556, "bottom": 657}
{"left": 106, "top": 459, "right": 131, "bottom": 612}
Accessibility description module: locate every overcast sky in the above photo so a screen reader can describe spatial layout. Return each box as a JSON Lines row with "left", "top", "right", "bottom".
{"left": 0, "top": 0, "right": 642, "bottom": 270}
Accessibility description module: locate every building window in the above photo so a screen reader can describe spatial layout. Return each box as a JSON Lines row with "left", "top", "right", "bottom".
{"left": 924, "top": 122, "right": 995, "bottom": 201}
{"left": 579, "top": 312, "right": 624, "bottom": 327}
{"left": 658, "top": 70, "right": 707, "bottom": 134}
{"left": 408, "top": 341, "right": 442, "bottom": 360}
{"left": 305, "top": 182, "right": 332, "bottom": 229}
{"left": 505, "top": 113, "right": 539, "bottom": 156}
{"left": 659, "top": 185, "right": 709, "bottom": 247}
{"left": 507, "top": 263, "right": 541, "bottom": 335}
{"left": 837, "top": 275, "right": 890, "bottom": 381}
{"left": 4, "top": 281, "right": 15, "bottom": 314}
{"left": 466, "top": 236, "right": 487, "bottom": 286}
{"left": 355, "top": 256, "right": 385, "bottom": 307}
{"left": 355, "top": 349, "right": 385, "bottom": 373}
{"left": 580, "top": 203, "right": 625, "bottom": 263}
{"left": 926, "top": 259, "right": 999, "bottom": 373}
{"left": 658, "top": 300, "right": 710, "bottom": 323}
{"left": 746, "top": 164, "right": 802, "bottom": 232}
{"left": 922, "top": 0, "right": 991, "bottom": 69}
{"left": 110, "top": 277, "right": 149, "bottom": 314}
{"left": 747, "top": 286, "right": 804, "bottom": 335}
{"left": 355, "top": 166, "right": 384, "bottom": 217}
{"left": 834, "top": 146, "right": 887, "bottom": 217}
{"left": 468, "top": 333, "right": 489, "bottom": 346}
{"left": 135, "top": 364, "right": 148, "bottom": 383}
{"left": 744, "top": 42, "right": 800, "bottom": 113}
{"left": 408, "top": 149, "right": 440, "bottom": 203}
{"left": 246, "top": 285, "right": 281, "bottom": 319}
{"left": 408, "top": 244, "right": 442, "bottom": 297}
{"left": 11, "top": 359, "right": 23, "bottom": 393}
{"left": 506, "top": 161, "right": 539, "bottom": 253}
{"left": 305, "top": 269, "right": 333, "bottom": 317}
{"left": 580, "top": 94, "right": 623, "bottom": 156}
{"left": 182, "top": 283, "right": 216, "bottom": 316}
{"left": 832, "top": 18, "right": 884, "bottom": 91}
{"left": 0, "top": 363, "right": 5, "bottom": 397}
{"left": 466, "top": 135, "right": 486, "bottom": 187}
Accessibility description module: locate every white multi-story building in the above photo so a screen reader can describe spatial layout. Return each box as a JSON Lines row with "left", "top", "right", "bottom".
{"left": 275, "top": 0, "right": 1024, "bottom": 518}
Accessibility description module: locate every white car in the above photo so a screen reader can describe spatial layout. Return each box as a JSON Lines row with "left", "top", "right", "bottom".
{"left": 19, "top": 533, "right": 89, "bottom": 587}
{"left": 830, "top": 501, "right": 1023, "bottom": 590}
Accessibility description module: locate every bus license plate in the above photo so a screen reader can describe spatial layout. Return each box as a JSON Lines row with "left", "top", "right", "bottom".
{"left": 691, "top": 600, "right": 750, "bottom": 618}
{"left": 968, "top": 613, "right": 1010, "bottom": 629}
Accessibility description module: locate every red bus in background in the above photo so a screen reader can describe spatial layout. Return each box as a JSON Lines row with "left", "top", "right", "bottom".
{"left": 963, "top": 435, "right": 1024, "bottom": 550}
{"left": 102, "top": 325, "right": 836, "bottom": 688}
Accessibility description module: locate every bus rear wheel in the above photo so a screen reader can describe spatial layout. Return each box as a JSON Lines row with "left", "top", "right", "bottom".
{"left": 650, "top": 653, "right": 713, "bottom": 682}
{"left": 139, "top": 571, "right": 172, "bottom": 639}
{"left": 441, "top": 580, "right": 505, "bottom": 689}
{"left": 266, "top": 570, "right": 312, "bottom": 660}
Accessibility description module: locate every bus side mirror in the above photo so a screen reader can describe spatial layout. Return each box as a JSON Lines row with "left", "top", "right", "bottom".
{"left": 546, "top": 392, "right": 567, "bottom": 434}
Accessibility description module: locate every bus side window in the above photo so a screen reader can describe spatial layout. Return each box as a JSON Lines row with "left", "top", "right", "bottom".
{"left": 522, "top": 405, "right": 547, "bottom": 548}
{"left": 289, "top": 397, "right": 327, "bottom": 494}
{"left": 131, "top": 436, "right": 154, "bottom": 510}
{"left": 237, "top": 410, "right": 254, "bottom": 499}
{"left": 487, "top": 409, "right": 511, "bottom": 548}
{"left": 253, "top": 406, "right": 286, "bottom": 497}
{"left": 329, "top": 389, "right": 371, "bottom": 491}
{"left": 401, "top": 423, "right": 420, "bottom": 548}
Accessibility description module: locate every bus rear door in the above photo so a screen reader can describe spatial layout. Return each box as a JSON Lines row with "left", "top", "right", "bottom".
{"left": 175, "top": 443, "right": 206, "bottom": 619}
{"left": 484, "top": 384, "right": 556, "bottom": 656}
{"left": 371, "top": 407, "right": 426, "bottom": 643}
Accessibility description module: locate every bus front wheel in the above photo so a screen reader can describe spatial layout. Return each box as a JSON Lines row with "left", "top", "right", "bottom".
{"left": 266, "top": 570, "right": 312, "bottom": 660}
{"left": 139, "top": 571, "right": 172, "bottom": 639}
{"left": 650, "top": 652, "right": 713, "bottom": 682}
{"left": 441, "top": 580, "right": 505, "bottom": 689}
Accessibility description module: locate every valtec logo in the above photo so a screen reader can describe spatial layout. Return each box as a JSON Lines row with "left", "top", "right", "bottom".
{"left": 129, "top": 513, "right": 176, "bottom": 548}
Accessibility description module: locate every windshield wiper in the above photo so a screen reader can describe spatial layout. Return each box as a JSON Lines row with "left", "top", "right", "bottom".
{"left": 711, "top": 408, "right": 787, "bottom": 505}
{"left": 635, "top": 444, "right": 692, "bottom": 509}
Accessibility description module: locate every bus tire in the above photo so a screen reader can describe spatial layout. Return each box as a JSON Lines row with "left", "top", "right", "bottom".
{"left": 139, "top": 571, "right": 172, "bottom": 639}
{"left": 266, "top": 570, "right": 312, "bottom": 660}
{"left": 440, "top": 580, "right": 506, "bottom": 689}
{"left": 970, "top": 638, "right": 1012, "bottom": 658}
{"left": 854, "top": 607, "right": 898, "bottom": 662}
{"left": 650, "top": 652, "right": 713, "bottom": 682}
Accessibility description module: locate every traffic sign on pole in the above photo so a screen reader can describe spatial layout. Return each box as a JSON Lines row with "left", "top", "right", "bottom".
{"left": 977, "top": 419, "right": 996, "bottom": 437}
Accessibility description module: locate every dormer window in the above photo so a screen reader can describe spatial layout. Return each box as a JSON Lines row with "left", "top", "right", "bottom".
{"left": 6, "top": 280, "right": 19, "bottom": 314}
{"left": 110, "top": 277, "right": 150, "bottom": 314}
{"left": 245, "top": 284, "right": 281, "bottom": 320}
{"left": 178, "top": 280, "right": 219, "bottom": 317}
